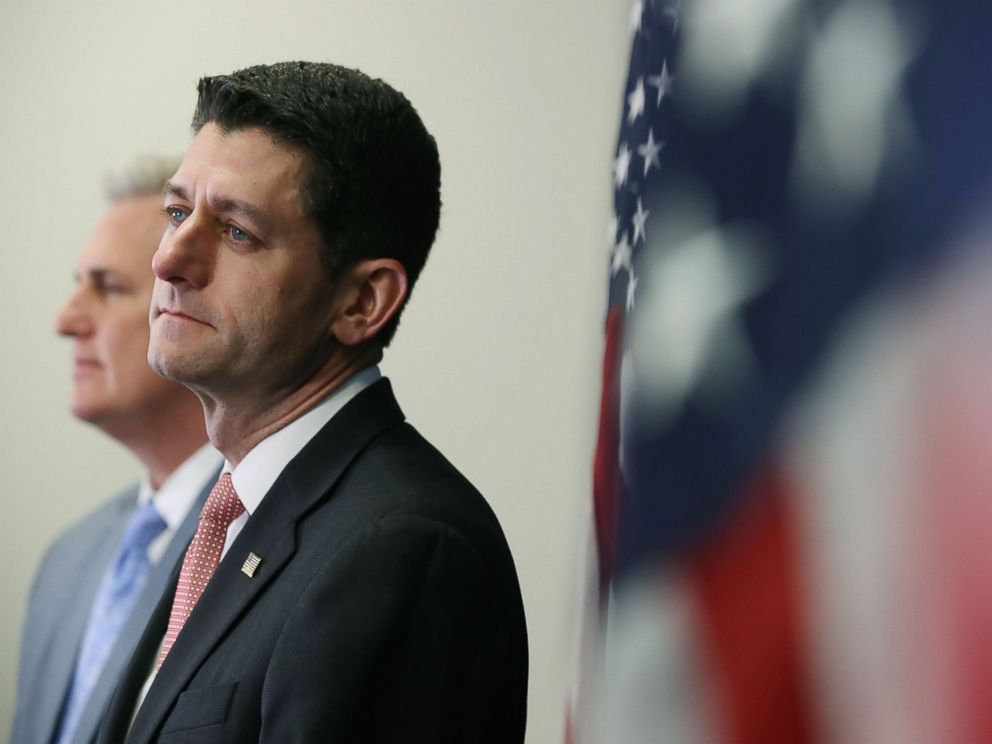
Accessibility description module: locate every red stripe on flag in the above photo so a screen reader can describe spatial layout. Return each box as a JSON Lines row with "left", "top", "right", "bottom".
{"left": 685, "top": 466, "right": 816, "bottom": 744}
{"left": 918, "top": 338, "right": 992, "bottom": 744}
{"left": 593, "top": 306, "right": 624, "bottom": 591}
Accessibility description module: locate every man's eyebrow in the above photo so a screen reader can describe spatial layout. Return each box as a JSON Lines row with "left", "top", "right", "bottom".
{"left": 74, "top": 268, "right": 119, "bottom": 284}
{"left": 210, "top": 195, "right": 269, "bottom": 229}
{"left": 163, "top": 181, "right": 189, "bottom": 201}
{"left": 163, "top": 181, "right": 269, "bottom": 230}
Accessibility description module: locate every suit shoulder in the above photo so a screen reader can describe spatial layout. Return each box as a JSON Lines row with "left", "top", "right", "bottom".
{"left": 364, "top": 422, "right": 480, "bottom": 491}
{"left": 33, "top": 486, "right": 136, "bottom": 581}
{"left": 351, "top": 422, "right": 495, "bottom": 522}
{"left": 337, "top": 422, "right": 522, "bottom": 580}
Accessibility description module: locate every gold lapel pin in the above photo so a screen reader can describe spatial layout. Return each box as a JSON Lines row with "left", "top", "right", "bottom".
{"left": 241, "top": 552, "right": 262, "bottom": 577}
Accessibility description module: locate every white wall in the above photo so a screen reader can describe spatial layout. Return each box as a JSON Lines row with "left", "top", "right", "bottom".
{"left": 0, "top": 2, "right": 629, "bottom": 741}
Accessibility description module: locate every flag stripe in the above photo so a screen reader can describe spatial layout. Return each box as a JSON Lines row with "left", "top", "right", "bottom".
{"left": 686, "top": 465, "right": 816, "bottom": 744}
{"left": 593, "top": 306, "right": 625, "bottom": 591}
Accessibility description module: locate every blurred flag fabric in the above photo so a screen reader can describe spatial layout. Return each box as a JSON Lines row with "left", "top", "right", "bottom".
{"left": 568, "top": 1, "right": 992, "bottom": 743}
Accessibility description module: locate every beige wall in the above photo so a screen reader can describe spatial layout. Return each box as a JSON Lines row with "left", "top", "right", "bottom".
{"left": 0, "top": 2, "right": 628, "bottom": 741}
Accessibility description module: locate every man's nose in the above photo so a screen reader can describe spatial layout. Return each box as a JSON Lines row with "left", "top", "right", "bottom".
{"left": 152, "top": 215, "right": 213, "bottom": 289}
{"left": 55, "top": 286, "right": 93, "bottom": 338}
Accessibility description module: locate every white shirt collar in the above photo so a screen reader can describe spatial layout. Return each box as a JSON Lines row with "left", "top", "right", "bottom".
{"left": 137, "top": 442, "right": 224, "bottom": 530}
{"left": 226, "top": 366, "right": 381, "bottom": 517}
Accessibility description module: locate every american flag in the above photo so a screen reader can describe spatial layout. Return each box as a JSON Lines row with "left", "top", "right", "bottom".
{"left": 568, "top": 1, "right": 992, "bottom": 742}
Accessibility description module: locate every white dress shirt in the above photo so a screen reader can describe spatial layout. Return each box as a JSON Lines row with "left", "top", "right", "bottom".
{"left": 219, "top": 365, "right": 381, "bottom": 560}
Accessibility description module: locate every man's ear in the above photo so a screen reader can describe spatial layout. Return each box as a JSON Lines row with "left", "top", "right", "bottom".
{"left": 329, "top": 259, "right": 408, "bottom": 346}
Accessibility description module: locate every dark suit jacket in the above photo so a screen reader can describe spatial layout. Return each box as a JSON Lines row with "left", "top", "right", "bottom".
{"left": 13, "top": 473, "right": 215, "bottom": 744}
{"left": 99, "top": 380, "right": 528, "bottom": 743}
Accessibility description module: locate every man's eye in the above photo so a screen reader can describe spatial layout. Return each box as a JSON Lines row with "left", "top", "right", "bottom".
{"left": 228, "top": 224, "right": 253, "bottom": 243}
{"left": 164, "top": 206, "right": 188, "bottom": 225}
{"left": 96, "top": 280, "right": 125, "bottom": 295}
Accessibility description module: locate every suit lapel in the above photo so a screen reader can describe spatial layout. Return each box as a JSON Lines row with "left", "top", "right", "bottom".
{"left": 125, "top": 494, "right": 299, "bottom": 743}
{"left": 34, "top": 491, "right": 133, "bottom": 744}
{"left": 70, "top": 468, "right": 218, "bottom": 744}
{"left": 124, "top": 380, "right": 405, "bottom": 743}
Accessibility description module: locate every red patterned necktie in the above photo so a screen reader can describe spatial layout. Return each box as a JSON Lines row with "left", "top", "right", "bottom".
{"left": 157, "top": 473, "right": 244, "bottom": 670}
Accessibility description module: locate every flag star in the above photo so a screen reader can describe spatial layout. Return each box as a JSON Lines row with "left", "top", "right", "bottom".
{"left": 630, "top": 0, "right": 644, "bottom": 34}
{"left": 793, "top": 0, "right": 917, "bottom": 210}
{"left": 607, "top": 213, "right": 619, "bottom": 249}
{"left": 612, "top": 232, "right": 632, "bottom": 276}
{"left": 627, "top": 77, "right": 646, "bottom": 124}
{"left": 679, "top": 0, "right": 803, "bottom": 118}
{"left": 637, "top": 128, "right": 664, "bottom": 176}
{"left": 626, "top": 272, "right": 638, "bottom": 313}
{"left": 628, "top": 225, "right": 769, "bottom": 420}
{"left": 614, "top": 143, "right": 632, "bottom": 188}
{"left": 632, "top": 199, "right": 649, "bottom": 244}
{"left": 647, "top": 61, "right": 675, "bottom": 107}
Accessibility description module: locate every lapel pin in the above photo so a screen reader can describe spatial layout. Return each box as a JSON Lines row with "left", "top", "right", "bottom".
{"left": 241, "top": 552, "right": 262, "bottom": 577}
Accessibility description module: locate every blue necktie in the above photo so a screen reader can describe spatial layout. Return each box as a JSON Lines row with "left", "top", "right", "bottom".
{"left": 56, "top": 501, "right": 167, "bottom": 744}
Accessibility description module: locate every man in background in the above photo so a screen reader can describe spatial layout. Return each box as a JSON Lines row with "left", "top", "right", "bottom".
{"left": 99, "top": 62, "right": 527, "bottom": 743}
{"left": 12, "top": 158, "right": 222, "bottom": 744}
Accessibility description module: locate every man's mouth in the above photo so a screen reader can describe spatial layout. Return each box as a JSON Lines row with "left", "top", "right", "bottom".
{"left": 157, "top": 306, "right": 213, "bottom": 327}
{"left": 72, "top": 355, "right": 101, "bottom": 379}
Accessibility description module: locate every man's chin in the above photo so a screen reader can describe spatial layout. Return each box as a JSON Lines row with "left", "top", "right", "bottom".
{"left": 149, "top": 356, "right": 190, "bottom": 383}
{"left": 148, "top": 349, "right": 213, "bottom": 388}
{"left": 70, "top": 398, "right": 110, "bottom": 427}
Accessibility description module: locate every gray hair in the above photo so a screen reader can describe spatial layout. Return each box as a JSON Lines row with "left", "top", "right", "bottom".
{"left": 103, "top": 155, "right": 181, "bottom": 203}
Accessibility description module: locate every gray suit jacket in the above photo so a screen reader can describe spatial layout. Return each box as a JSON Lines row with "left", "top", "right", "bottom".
{"left": 12, "top": 472, "right": 216, "bottom": 744}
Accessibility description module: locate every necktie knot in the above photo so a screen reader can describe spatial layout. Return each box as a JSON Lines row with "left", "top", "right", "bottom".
{"left": 200, "top": 473, "right": 244, "bottom": 527}
{"left": 120, "top": 501, "right": 168, "bottom": 554}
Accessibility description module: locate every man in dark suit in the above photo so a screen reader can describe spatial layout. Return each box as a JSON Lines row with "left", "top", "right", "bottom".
{"left": 98, "top": 62, "right": 528, "bottom": 743}
{"left": 13, "top": 159, "right": 222, "bottom": 744}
